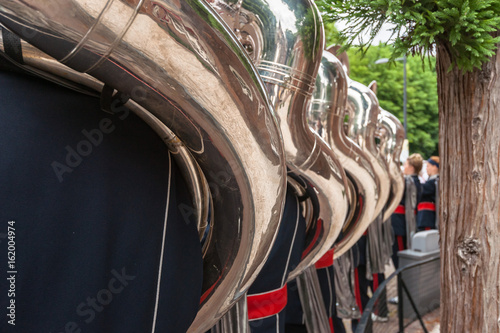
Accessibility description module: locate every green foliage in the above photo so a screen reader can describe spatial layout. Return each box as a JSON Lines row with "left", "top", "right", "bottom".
{"left": 299, "top": 7, "right": 323, "bottom": 60}
{"left": 346, "top": 44, "right": 439, "bottom": 156}
{"left": 317, "top": 0, "right": 500, "bottom": 71}
{"left": 323, "top": 21, "right": 343, "bottom": 46}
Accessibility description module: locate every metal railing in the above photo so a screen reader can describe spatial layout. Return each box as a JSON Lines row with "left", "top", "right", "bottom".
{"left": 355, "top": 255, "right": 440, "bottom": 333}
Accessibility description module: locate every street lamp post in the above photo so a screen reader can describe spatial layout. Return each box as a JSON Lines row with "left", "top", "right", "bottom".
{"left": 402, "top": 56, "right": 407, "bottom": 136}
{"left": 374, "top": 56, "right": 408, "bottom": 137}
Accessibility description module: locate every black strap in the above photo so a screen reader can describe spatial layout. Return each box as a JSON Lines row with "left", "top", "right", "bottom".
{"left": 0, "top": 27, "right": 28, "bottom": 75}
{"left": 2, "top": 27, "right": 23, "bottom": 64}
{"left": 100, "top": 84, "right": 130, "bottom": 114}
{"left": 0, "top": 27, "right": 99, "bottom": 97}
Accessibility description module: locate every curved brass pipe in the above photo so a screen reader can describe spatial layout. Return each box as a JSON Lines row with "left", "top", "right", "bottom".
{"left": 209, "top": 0, "right": 349, "bottom": 280}
{"left": 0, "top": 33, "right": 215, "bottom": 241}
{"left": 377, "top": 109, "right": 405, "bottom": 220}
{"left": 309, "top": 51, "right": 378, "bottom": 258}
{"left": 346, "top": 80, "right": 391, "bottom": 218}
{"left": 0, "top": 0, "right": 287, "bottom": 331}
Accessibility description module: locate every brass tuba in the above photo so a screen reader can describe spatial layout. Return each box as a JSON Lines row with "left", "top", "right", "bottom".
{"left": 327, "top": 47, "right": 391, "bottom": 220}
{"left": 208, "top": 0, "right": 349, "bottom": 279}
{"left": 0, "top": 0, "right": 287, "bottom": 331}
{"left": 377, "top": 109, "right": 405, "bottom": 220}
{"left": 346, "top": 79, "right": 391, "bottom": 218}
{"left": 309, "top": 50, "right": 378, "bottom": 258}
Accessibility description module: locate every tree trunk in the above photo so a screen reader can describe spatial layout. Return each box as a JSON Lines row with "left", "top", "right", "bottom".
{"left": 437, "top": 37, "right": 500, "bottom": 332}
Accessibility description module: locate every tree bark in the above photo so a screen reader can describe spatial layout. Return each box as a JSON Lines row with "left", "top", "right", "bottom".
{"left": 437, "top": 36, "right": 500, "bottom": 332}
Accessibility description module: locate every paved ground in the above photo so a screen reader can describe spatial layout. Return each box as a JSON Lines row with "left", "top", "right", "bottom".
{"left": 405, "top": 308, "right": 440, "bottom": 332}
{"left": 343, "top": 307, "right": 440, "bottom": 332}
{"left": 341, "top": 260, "right": 441, "bottom": 333}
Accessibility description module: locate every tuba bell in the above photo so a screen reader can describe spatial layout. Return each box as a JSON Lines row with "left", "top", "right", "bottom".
{"left": 346, "top": 79, "right": 391, "bottom": 219}
{"left": 208, "top": 0, "right": 349, "bottom": 280}
{"left": 0, "top": 0, "right": 288, "bottom": 331}
{"left": 309, "top": 49, "right": 378, "bottom": 258}
{"left": 377, "top": 109, "right": 406, "bottom": 220}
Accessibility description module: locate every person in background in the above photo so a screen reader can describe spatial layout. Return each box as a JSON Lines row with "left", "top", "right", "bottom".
{"left": 390, "top": 153, "right": 423, "bottom": 269}
{"left": 417, "top": 156, "right": 440, "bottom": 231}
{"left": 387, "top": 154, "right": 424, "bottom": 306}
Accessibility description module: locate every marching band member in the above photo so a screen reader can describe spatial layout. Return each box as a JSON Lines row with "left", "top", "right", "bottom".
{"left": 0, "top": 58, "right": 203, "bottom": 332}
{"left": 417, "top": 157, "right": 440, "bottom": 231}
{"left": 315, "top": 253, "right": 347, "bottom": 333}
{"left": 246, "top": 182, "right": 306, "bottom": 332}
{"left": 390, "top": 153, "right": 423, "bottom": 269}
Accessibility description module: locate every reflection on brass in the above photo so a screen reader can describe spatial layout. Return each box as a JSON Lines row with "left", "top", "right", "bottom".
{"left": 296, "top": 267, "right": 331, "bottom": 332}
{"left": 333, "top": 248, "right": 361, "bottom": 319}
{"left": 0, "top": 1, "right": 287, "bottom": 331}
{"left": 309, "top": 51, "right": 378, "bottom": 258}
{"left": 377, "top": 110, "right": 405, "bottom": 220}
{"left": 326, "top": 44, "right": 350, "bottom": 76}
{"left": 346, "top": 80, "right": 391, "bottom": 219}
{"left": 209, "top": 0, "right": 349, "bottom": 282}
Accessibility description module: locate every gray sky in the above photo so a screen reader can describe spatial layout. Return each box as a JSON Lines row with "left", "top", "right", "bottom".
{"left": 335, "top": 21, "right": 398, "bottom": 45}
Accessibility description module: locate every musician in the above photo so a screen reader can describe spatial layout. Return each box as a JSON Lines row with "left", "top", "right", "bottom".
{"left": 417, "top": 157, "right": 439, "bottom": 231}
{"left": 316, "top": 256, "right": 347, "bottom": 333}
{"left": 0, "top": 54, "right": 203, "bottom": 332}
{"left": 283, "top": 261, "right": 346, "bottom": 333}
{"left": 350, "top": 234, "right": 372, "bottom": 331}
{"left": 390, "top": 153, "right": 423, "bottom": 269}
{"left": 247, "top": 183, "right": 306, "bottom": 333}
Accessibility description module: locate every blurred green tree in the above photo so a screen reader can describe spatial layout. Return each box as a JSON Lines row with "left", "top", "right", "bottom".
{"left": 347, "top": 44, "right": 438, "bottom": 156}
{"left": 324, "top": 24, "right": 439, "bottom": 156}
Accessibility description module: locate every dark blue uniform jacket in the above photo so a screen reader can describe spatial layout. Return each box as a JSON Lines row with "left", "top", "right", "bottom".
{"left": 391, "top": 175, "right": 422, "bottom": 236}
{"left": 0, "top": 70, "right": 203, "bottom": 333}
{"left": 416, "top": 176, "right": 438, "bottom": 230}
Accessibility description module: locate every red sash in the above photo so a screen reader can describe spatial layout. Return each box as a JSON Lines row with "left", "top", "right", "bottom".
{"left": 394, "top": 204, "right": 405, "bottom": 214}
{"left": 247, "top": 284, "right": 288, "bottom": 320}
{"left": 417, "top": 202, "right": 436, "bottom": 211}
{"left": 315, "top": 248, "right": 334, "bottom": 269}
